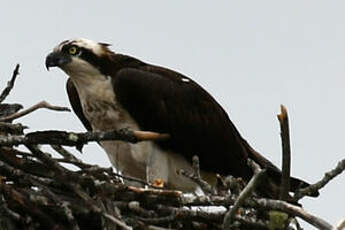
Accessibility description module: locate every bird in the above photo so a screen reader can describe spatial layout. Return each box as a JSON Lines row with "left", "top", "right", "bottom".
{"left": 45, "top": 38, "right": 318, "bottom": 198}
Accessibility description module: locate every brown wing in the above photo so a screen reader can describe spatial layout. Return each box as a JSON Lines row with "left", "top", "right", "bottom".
{"left": 66, "top": 78, "right": 92, "bottom": 131}
{"left": 112, "top": 66, "right": 253, "bottom": 180}
{"left": 111, "top": 63, "right": 318, "bottom": 197}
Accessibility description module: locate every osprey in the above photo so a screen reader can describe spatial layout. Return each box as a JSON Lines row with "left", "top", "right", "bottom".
{"left": 45, "top": 38, "right": 318, "bottom": 198}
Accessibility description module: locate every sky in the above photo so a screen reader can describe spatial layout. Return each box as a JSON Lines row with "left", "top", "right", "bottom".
{"left": 1, "top": 1, "right": 344, "bottom": 228}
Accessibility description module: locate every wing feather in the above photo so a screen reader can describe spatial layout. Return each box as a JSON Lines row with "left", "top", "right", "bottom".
{"left": 112, "top": 66, "right": 253, "bottom": 179}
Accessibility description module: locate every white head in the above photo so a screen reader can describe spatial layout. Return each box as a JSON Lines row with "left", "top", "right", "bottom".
{"left": 53, "top": 38, "right": 109, "bottom": 57}
{"left": 46, "top": 38, "right": 113, "bottom": 77}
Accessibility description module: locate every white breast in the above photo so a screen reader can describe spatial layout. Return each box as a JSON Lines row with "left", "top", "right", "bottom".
{"left": 67, "top": 72, "right": 148, "bottom": 179}
{"left": 66, "top": 71, "right": 215, "bottom": 191}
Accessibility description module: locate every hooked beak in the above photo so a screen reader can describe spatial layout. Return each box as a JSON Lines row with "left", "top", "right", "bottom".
{"left": 45, "top": 51, "right": 71, "bottom": 71}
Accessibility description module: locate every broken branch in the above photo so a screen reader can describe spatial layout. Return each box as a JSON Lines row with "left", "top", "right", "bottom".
{"left": 294, "top": 158, "right": 345, "bottom": 200}
{"left": 277, "top": 105, "right": 291, "bottom": 201}
{"left": 253, "top": 198, "right": 333, "bottom": 230}
{"left": 178, "top": 155, "right": 216, "bottom": 195}
{"left": 0, "top": 129, "right": 169, "bottom": 147}
{"left": 0, "top": 64, "right": 20, "bottom": 103}
{"left": 222, "top": 161, "right": 266, "bottom": 229}
{"left": 0, "top": 100, "right": 70, "bottom": 122}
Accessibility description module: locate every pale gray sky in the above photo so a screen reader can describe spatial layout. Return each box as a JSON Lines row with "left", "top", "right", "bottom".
{"left": 1, "top": 1, "right": 344, "bottom": 227}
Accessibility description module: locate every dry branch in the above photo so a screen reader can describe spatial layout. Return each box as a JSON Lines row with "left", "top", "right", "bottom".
{"left": 222, "top": 160, "right": 266, "bottom": 229}
{"left": 0, "top": 100, "right": 70, "bottom": 122}
{"left": 294, "top": 158, "right": 345, "bottom": 201}
{"left": 0, "top": 129, "right": 169, "bottom": 149}
{"left": 178, "top": 155, "right": 216, "bottom": 195}
{"left": 0, "top": 122, "right": 27, "bottom": 135}
{"left": 252, "top": 198, "right": 333, "bottom": 230}
{"left": 0, "top": 64, "right": 20, "bottom": 103}
{"left": 277, "top": 105, "right": 291, "bottom": 201}
{"left": 0, "top": 127, "right": 342, "bottom": 229}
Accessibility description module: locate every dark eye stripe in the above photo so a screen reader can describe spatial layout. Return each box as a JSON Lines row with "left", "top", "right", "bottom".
{"left": 79, "top": 48, "right": 103, "bottom": 69}
{"left": 61, "top": 44, "right": 109, "bottom": 75}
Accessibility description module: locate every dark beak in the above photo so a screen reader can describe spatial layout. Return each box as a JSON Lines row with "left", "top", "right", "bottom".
{"left": 45, "top": 51, "right": 71, "bottom": 71}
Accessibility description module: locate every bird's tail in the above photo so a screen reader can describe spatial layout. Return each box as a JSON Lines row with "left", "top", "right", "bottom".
{"left": 242, "top": 139, "right": 319, "bottom": 198}
{"left": 265, "top": 168, "right": 319, "bottom": 197}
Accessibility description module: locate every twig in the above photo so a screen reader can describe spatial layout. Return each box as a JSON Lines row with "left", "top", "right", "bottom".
{"left": 0, "top": 194, "right": 21, "bottom": 222}
{"left": 127, "top": 201, "right": 156, "bottom": 218}
{"left": 0, "top": 182, "right": 59, "bottom": 229}
{"left": 294, "top": 158, "right": 345, "bottom": 200}
{"left": 247, "top": 158, "right": 262, "bottom": 174}
{"left": 52, "top": 145, "right": 162, "bottom": 188}
{"left": 0, "top": 100, "right": 70, "bottom": 122}
{"left": 27, "top": 145, "right": 133, "bottom": 230}
{"left": 235, "top": 216, "right": 269, "bottom": 230}
{"left": 146, "top": 204, "right": 224, "bottom": 225}
{"left": 0, "top": 64, "right": 20, "bottom": 103}
{"left": 192, "top": 155, "right": 201, "bottom": 179}
{"left": 102, "top": 213, "right": 133, "bottom": 230}
{"left": 0, "top": 122, "right": 27, "bottom": 135}
{"left": 178, "top": 155, "right": 216, "bottom": 195}
{"left": 222, "top": 166, "right": 266, "bottom": 229}
{"left": 253, "top": 198, "right": 333, "bottom": 230}
{"left": 140, "top": 204, "right": 269, "bottom": 229}
{"left": 51, "top": 145, "right": 84, "bottom": 165}
{"left": 277, "top": 105, "right": 291, "bottom": 201}
{"left": 181, "top": 194, "right": 235, "bottom": 207}
{"left": 60, "top": 202, "right": 80, "bottom": 230}
{"left": 138, "top": 212, "right": 178, "bottom": 225}
{"left": 87, "top": 167, "right": 155, "bottom": 187}
{"left": 71, "top": 183, "right": 133, "bottom": 230}
{"left": 0, "top": 156, "right": 54, "bottom": 187}
{"left": 146, "top": 225, "right": 174, "bottom": 230}
{"left": 0, "top": 103, "right": 23, "bottom": 118}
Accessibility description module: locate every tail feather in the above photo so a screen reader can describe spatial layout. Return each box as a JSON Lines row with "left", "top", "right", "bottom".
{"left": 242, "top": 139, "right": 319, "bottom": 198}
{"left": 290, "top": 176, "right": 319, "bottom": 197}
{"left": 265, "top": 168, "right": 319, "bottom": 197}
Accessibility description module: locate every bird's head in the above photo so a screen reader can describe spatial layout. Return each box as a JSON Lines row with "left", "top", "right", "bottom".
{"left": 45, "top": 38, "right": 113, "bottom": 76}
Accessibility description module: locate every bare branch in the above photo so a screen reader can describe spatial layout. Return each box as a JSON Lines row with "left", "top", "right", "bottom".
{"left": 277, "top": 105, "right": 291, "bottom": 201}
{"left": 253, "top": 198, "right": 333, "bottom": 230}
{"left": 27, "top": 144, "right": 134, "bottom": 230}
{"left": 0, "top": 122, "right": 27, "bottom": 135}
{"left": 0, "top": 129, "right": 169, "bottom": 148}
{"left": 102, "top": 213, "right": 133, "bottom": 230}
{"left": 0, "top": 100, "right": 70, "bottom": 122}
{"left": 222, "top": 163, "right": 266, "bottom": 229}
{"left": 52, "top": 145, "right": 165, "bottom": 188}
{"left": 192, "top": 155, "right": 201, "bottom": 179}
{"left": 294, "top": 158, "right": 345, "bottom": 200}
{"left": 0, "top": 181, "right": 60, "bottom": 229}
{"left": 0, "top": 103, "right": 23, "bottom": 117}
{"left": 178, "top": 155, "right": 216, "bottom": 195}
{"left": 247, "top": 158, "right": 262, "bottom": 174}
{"left": 0, "top": 64, "right": 20, "bottom": 103}
{"left": 60, "top": 202, "right": 80, "bottom": 230}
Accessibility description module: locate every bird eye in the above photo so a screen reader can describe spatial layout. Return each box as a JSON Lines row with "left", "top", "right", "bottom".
{"left": 68, "top": 46, "right": 79, "bottom": 55}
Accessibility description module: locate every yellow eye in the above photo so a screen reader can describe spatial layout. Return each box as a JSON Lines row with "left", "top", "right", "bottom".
{"left": 69, "top": 46, "right": 78, "bottom": 55}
